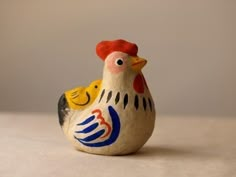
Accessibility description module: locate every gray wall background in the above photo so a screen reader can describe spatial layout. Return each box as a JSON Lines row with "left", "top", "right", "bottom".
{"left": 0, "top": 0, "right": 235, "bottom": 116}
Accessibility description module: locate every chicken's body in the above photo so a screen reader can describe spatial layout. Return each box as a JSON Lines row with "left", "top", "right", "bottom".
{"left": 58, "top": 39, "right": 156, "bottom": 155}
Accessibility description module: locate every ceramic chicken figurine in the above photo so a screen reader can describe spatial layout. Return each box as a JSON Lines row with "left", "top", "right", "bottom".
{"left": 58, "top": 39, "right": 156, "bottom": 155}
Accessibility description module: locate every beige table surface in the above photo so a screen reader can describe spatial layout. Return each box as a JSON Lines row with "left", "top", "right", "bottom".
{"left": 0, "top": 113, "right": 235, "bottom": 177}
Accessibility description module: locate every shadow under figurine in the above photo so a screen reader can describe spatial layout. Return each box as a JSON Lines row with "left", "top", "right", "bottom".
{"left": 58, "top": 39, "right": 156, "bottom": 155}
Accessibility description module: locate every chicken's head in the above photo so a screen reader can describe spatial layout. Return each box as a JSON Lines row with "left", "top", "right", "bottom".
{"left": 96, "top": 39, "right": 148, "bottom": 90}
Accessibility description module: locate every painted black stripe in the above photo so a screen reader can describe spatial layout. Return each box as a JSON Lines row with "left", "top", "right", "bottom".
{"left": 134, "top": 95, "right": 139, "bottom": 110}
{"left": 99, "top": 89, "right": 105, "bottom": 103}
{"left": 106, "top": 91, "right": 112, "bottom": 103}
{"left": 115, "top": 92, "right": 120, "bottom": 104}
{"left": 148, "top": 98, "right": 152, "bottom": 111}
{"left": 124, "top": 94, "right": 128, "bottom": 109}
{"left": 143, "top": 97, "right": 147, "bottom": 111}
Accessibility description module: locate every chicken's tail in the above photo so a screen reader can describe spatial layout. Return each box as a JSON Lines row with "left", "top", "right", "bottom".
{"left": 58, "top": 94, "right": 70, "bottom": 126}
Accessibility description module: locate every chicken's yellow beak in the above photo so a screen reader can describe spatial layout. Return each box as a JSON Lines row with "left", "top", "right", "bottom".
{"left": 131, "top": 56, "right": 147, "bottom": 72}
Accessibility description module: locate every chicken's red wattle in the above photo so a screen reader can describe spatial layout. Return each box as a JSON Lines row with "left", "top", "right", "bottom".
{"left": 133, "top": 74, "right": 148, "bottom": 94}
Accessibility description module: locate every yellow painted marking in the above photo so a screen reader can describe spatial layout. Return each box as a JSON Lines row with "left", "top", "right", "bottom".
{"left": 65, "top": 80, "right": 102, "bottom": 110}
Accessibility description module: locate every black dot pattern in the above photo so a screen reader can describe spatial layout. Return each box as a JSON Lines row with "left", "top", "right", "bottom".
{"left": 97, "top": 89, "right": 153, "bottom": 112}
{"left": 106, "top": 91, "right": 112, "bottom": 103}
{"left": 143, "top": 97, "right": 147, "bottom": 111}
{"left": 148, "top": 98, "right": 152, "bottom": 111}
{"left": 123, "top": 94, "right": 128, "bottom": 109}
{"left": 134, "top": 95, "right": 139, "bottom": 110}
{"left": 115, "top": 92, "right": 120, "bottom": 104}
{"left": 99, "top": 89, "right": 105, "bottom": 103}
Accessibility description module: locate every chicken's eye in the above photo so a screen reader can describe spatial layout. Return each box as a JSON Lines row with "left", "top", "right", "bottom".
{"left": 115, "top": 58, "right": 124, "bottom": 66}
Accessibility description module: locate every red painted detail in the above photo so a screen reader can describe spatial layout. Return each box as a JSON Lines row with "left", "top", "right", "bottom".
{"left": 96, "top": 39, "right": 138, "bottom": 61}
{"left": 133, "top": 74, "right": 145, "bottom": 93}
{"left": 133, "top": 74, "right": 149, "bottom": 94}
{"left": 92, "top": 109, "right": 112, "bottom": 138}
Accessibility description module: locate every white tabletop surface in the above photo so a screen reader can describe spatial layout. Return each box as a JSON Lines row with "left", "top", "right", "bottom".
{"left": 0, "top": 113, "right": 235, "bottom": 177}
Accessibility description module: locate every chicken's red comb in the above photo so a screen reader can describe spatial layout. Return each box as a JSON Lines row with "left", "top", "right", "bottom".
{"left": 96, "top": 39, "right": 138, "bottom": 60}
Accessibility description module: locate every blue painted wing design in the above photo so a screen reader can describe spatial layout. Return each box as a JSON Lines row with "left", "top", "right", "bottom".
{"left": 74, "top": 106, "right": 120, "bottom": 147}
